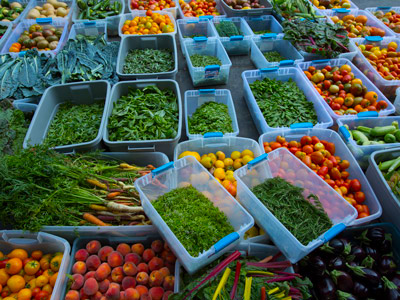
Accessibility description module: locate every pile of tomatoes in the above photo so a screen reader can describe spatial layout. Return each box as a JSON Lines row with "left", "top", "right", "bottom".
{"left": 121, "top": 10, "right": 174, "bottom": 35}
{"left": 310, "top": 0, "right": 351, "bottom": 10}
{"left": 130, "top": 0, "right": 176, "bottom": 11}
{"left": 179, "top": 0, "right": 221, "bottom": 18}
{"left": 0, "top": 248, "right": 62, "bottom": 300}
{"left": 358, "top": 41, "right": 400, "bottom": 81}
{"left": 330, "top": 14, "right": 386, "bottom": 38}
{"left": 263, "top": 135, "right": 370, "bottom": 219}
{"left": 304, "top": 64, "right": 388, "bottom": 116}
{"left": 373, "top": 9, "right": 400, "bottom": 34}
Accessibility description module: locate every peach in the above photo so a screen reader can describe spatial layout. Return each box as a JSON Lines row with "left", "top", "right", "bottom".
{"left": 164, "top": 243, "right": 170, "bottom": 252}
{"left": 162, "top": 291, "right": 173, "bottom": 300}
{"left": 165, "top": 252, "right": 176, "bottom": 264}
{"left": 163, "top": 275, "right": 174, "bottom": 291}
{"left": 137, "top": 263, "right": 149, "bottom": 274}
{"left": 108, "top": 251, "right": 123, "bottom": 268}
{"left": 142, "top": 249, "right": 155, "bottom": 263}
{"left": 116, "top": 243, "right": 131, "bottom": 257}
{"left": 95, "top": 263, "right": 111, "bottom": 281}
{"left": 85, "top": 271, "right": 96, "bottom": 281}
{"left": 75, "top": 249, "right": 89, "bottom": 262}
{"left": 120, "top": 291, "right": 126, "bottom": 300}
{"left": 149, "top": 271, "right": 163, "bottom": 287}
{"left": 165, "top": 263, "right": 175, "bottom": 275}
{"left": 111, "top": 266, "right": 124, "bottom": 283}
{"left": 149, "top": 287, "right": 164, "bottom": 300}
{"left": 98, "top": 246, "right": 114, "bottom": 262}
{"left": 91, "top": 292, "right": 103, "bottom": 300}
{"left": 105, "top": 282, "right": 120, "bottom": 300}
{"left": 136, "top": 272, "right": 149, "bottom": 286}
{"left": 83, "top": 278, "right": 99, "bottom": 296}
{"left": 122, "top": 276, "right": 136, "bottom": 290}
{"left": 71, "top": 273, "right": 84, "bottom": 290}
{"left": 159, "top": 267, "right": 170, "bottom": 278}
{"left": 148, "top": 257, "right": 164, "bottom": 272}
{"left": 131, "top": 243, "right": 145, "bottom": 256}
{"left": 123, "top": 262, "right": 138, "bottom": 276}
{"left": 151, "top": 240, "right": 164, "bottom": 253}
{"left": 99, "top": 279, "right": 110, "bottom": 293}
{"left": 65, "top": 290, "right": 80, "bottom": 300}
{"left": 86, "top": 240, "right": 102, "bottom": 254}
{"left": 72, "top": 261, "right": 87, "bottom": 275}
{"left": 161, "top": 250, "right": 169, "bottom": 261}
{"left": 125, "top": 288, "right": 140, "bottom": 300}
{"left": 125, "top": 253, "right": 141, "bottom": 266}
{"left": 86, "top": 255, "right": 101, "bottom": 271}
{"left": 80, "top": 289, "right": 90, "bottom": 300}
{"left": 140, "top": 294, "right": 152, "bottom": 300}
{"left": 136, "top": 285, "right": 148, "bottom": 296}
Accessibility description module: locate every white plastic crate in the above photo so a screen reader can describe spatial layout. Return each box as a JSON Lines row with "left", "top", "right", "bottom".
{"left": 234, "top": 147, "right": 357, "bottom": 263}
{"left": 128, "top": 1, "right": 178, "bottom": 19}
{"left": 183, "top": 37, "right": 232, "bottom": 87}
{"left": 244, "top": 15, "right": 283, "bottom": 36}
{"left": 311, "top": 0, "right": 358, "bottom": 11}
{"left": 337, "top": 116, "right": 400, "bottom": 170}
{"left": 297, "top": 58, "right": 395, "bottom": 122}
{"left": 24, "top": 0, "right": 75, "bottom": 21}
{"left": 67, "top": 20, "right": 107, "bottom": 40}
{"left": 185, "top": 89, "right": 239, "bottom": 140}
{"left": 250, "top": 36, "right": 304, "bottom": 69}
{"left": 212, "top": 16, "right": 253, "bottom": 55}
{"left": 365, "top": 7, "right": 400, "bottom": 38}
{"left": 395, "top": 86, "right": 400, "bottom": 114}
{"left": 0, "top": 22, "right": 12, "bottom": 51}
{"left": 178, "top": 0, "right": 226, "bottom": 19}
{"left": 258, "top": 128, "right": 382, "bottom": 226}
{"left": 134, "top": 156, "right": 254, "bottom": 274}
{"left": 242, "top": 68, "right": 333, "bottom": 134}
{"left": 352, "top": 36, "right": 400, "bottom": 100}
{"left": 299, "top": 37, "right": 359, "bottom": 61}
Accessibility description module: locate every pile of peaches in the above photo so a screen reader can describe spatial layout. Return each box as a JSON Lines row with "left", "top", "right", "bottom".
{"left": 65, "top": 240, "right": 176, "bottom": 300}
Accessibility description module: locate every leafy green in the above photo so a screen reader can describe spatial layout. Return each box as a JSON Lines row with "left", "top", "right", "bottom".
{"left": 44, "top": 101, "right": 104, "bottom": 147}
{"left": 215, "top": 21, "right": 242, "bottom": 37}
{"left": 152, "top": 186, "right": 234, "bottom": 257}
{"left": 108, "top": 86, "right": 178, "bottom": 141}
{"left": 253, "top": 29, "right": 271, "bottom": 35}
{"left": 271, "top": 0, "right": 319, "bottom": 20}
{"left": 249, "top": 77, "right": 318, "bottom": 128}
{"left": 190, "top": 54, "right": 222, "bottom": 67}
{"left": 189, "top": 102, "right": 233, "bottom": 135}
{"left": 123, "top": 48, "right": 174, "bottom": 74}
{"left": 262, "top": 50, "right": 286, "bottom": 62}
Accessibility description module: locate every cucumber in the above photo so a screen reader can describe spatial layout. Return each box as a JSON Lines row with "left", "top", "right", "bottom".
{"left": 370, "top": 125, "right": 397, "bottom": 137}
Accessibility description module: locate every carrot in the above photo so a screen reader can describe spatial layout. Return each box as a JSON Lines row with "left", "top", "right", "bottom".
{"left": 261, "top": 287, "right": 266, "bottom": 300}
{"left": 105, "top": 202, "right": 144, "bottom": 213}
{"left": 259, "top": 255, "right": 273, "bottom": 264}
{"left": 83, "top": 213, "right": 108, "bottom": 226}
{"left": 147, "top": 164, "right": 156, "bottom": 170}
{"left": 87, "top": 179, "right": 107, "bottom": 190}
{"left": 107, "top": 192, "right": 121, "bottom": 199}
{"left": 89, "top": 204, "right": 107, "bottom": 211}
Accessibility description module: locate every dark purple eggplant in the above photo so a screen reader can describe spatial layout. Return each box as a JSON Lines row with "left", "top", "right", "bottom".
{"left": 331, "top": 270, "right": 353, "bottom": 292}
{"left": 370, "top": 281, "right": 384, "bottom": 299}
{"left": 348, "top": 261, "right": 359, "bottom": 267}
{"left": 329, "top": 239, "right": 344, "bottom": 253}
{"left": 353, "top": 281, "right": 369, "bottom": 298}
{"left": 364, "top": 246, "right": 379, "bottom": 261}
{"left": 391, "top": 274, "right": 400, "bottom": 289}
{"left": 316, "top": 276, "right": 337, "bottom": 300}
{"left": 310, "top": 255, "right": 327, "bottom": 276}
{"left": 379, "top": 236, "right": 393, "bottom": 254}
{"left": 383, "top": 276, "right": 400, "bottom": 300}
{"left": 346, "top": 263, "right": 381, "bottom": 286}
{"left": 329, "top": 256, "right": 346, "bottom": 271}
{"left": 350, "top": 246, "right": 366, "bottom": 262}
{"left": 336, "top": 290, "right": 358, "bottom": 300}
{"left": 367, "top": 227, "right": 385, "bottom": 246}
{"left": 360, "top": 255, "right": 375, "bottom": 269}
{"left": 380, "top": 256, "right": 397, "bottom": 276}
{"left": 340, "top": 238, "right": 352, "bottom": 255}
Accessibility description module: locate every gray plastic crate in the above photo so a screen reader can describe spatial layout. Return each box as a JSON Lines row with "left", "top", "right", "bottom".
{"left": 243, "top": 15, "right": 283, "bottom": 36}
{"left": 12, "top": 97, "right": 40, "bottom": 112}
{"left": 68, "top": 20, "right": 107, "bottom": 40}
{"left": 0, "top": 22, "right": 12, "bottom": 51}
{"left": 23, "top": 80, "right": 110, "bottom": 153}
{"left": 219, "top": 0, "right": 272, "bottom": 17}
{"left": 116, "top": 35, "right": 178, "bottom": 80}
{"left": 103, "top": 80, "right": 182, "bottom": 159}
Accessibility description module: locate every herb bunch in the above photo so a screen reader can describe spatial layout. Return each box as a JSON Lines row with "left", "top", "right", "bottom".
{"left": 190, "top": 54, "right": 222, "bottom": 67}
{"left": 262, "top": 50, "right": 286, "bottom": 62}
{"left": 123, "top": 48, "right": 174, "bottom": 74}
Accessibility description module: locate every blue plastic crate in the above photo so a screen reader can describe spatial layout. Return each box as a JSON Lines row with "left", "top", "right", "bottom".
{"left": 244, "top": 15, "right": 283, "bottom": 36}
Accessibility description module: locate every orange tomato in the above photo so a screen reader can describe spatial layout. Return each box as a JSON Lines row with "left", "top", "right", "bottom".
{"left": 5, "top": 259, "right": 22, "bottom": 275}
{"left": 9, "top": 47, "right": 20, "bottom": 52}
{"left": 0, "top": 269, "right": 9, "bottom": 285}
{"left": 7, "top": 275, "right": 25, "bottom": 293}
{"left": 364, "top": 91, "right": 378, "bottom": 103}
{"left": 31, "top": 251, "right": 42, "bottom": 261}
{"left": 23, "top": 261, "right": 39, "bottom": 276}
{"left": 49, "top": 272, "right": 58, "bottom": 288}
{"left": 351, "top": 78, "right": 362, "bottom": 85}
{"left": 17, "top": 288, "right": 31, "bottom": 300}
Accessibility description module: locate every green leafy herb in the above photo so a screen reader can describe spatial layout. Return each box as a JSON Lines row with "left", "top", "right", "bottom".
{"left": 108, "top": 85, "right": 178, "bottom": 141}
{"left": 189, "top": 101, "right": 233, "bottom": 135}
{"left": 253, "top": 29, "right": 271, "bottom": 35}
{"left": 251, "top": 177, "right": 332, "bottom": 245}
{"left": 262, "top": 50, "right": 286, "bottom": 62}
{"left": 152, "top": 185, "right": 234, "bottom": 256}
{"left": 123, "top": 48, "right": 174, "bottom": 74}
{"left": 190, "top": 54, "right": 222, "bottom": 67}
{"left": 45, "top": 101, "right": 104, "bottom": 147}
{"left": 215, "top": 20, "right": 242, "bottom": 37}
{"left": 249, "top": 77, "right": 318, "bottom": 128}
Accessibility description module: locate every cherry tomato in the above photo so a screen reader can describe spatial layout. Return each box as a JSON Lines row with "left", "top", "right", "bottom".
{"left": 330, "top": 167, "right": 341, "bottom": 180}
{"left": 350, "top": 179, "right": 361, "bottom": 192}
{"left": 354, "top": 191, "right": 365, "bottom": 204}
{"left": 311, "top": 136, "right": 320, "bottom": 144}
{"left": 32, "top": 288, "right": 41, "bottom": 297}
{"left": 302, "top": 145, "right": 314, "bottom": 155}
{"left": 317, "top": 166, "right": 329, "bottom": 176}
{"left": 338, "top": 159, "right": 350, "bottom": 170}
{"left": 35, "top": 291, "right": 50, "bottom": 300}
{"left": 300, "top": 136, "right": 312, "bottom": 146}
{"left": 0, "top": 258, "right": 9, "bottom": 269}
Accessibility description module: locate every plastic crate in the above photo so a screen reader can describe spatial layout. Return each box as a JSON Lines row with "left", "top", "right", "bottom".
{"left": 0, "top": 231, "right": 70, "bottom": 300}
{"left": 299, "top": 38, "right": 358, "bottom": 61}
{"left": 128, "top": 2, "right": 178, "bottom": 19}
{"left": 395, "top": 87, "right": 400, "bottom": 114}
{"left": 212, "top": 17, "right": 253, "bottom": 55}
{"left": 0, "top": 22, "right": 12, "bottom": 51}
{"left": 116, "top": 35, "right": 178, "bottom": 80}
{"left": 68, "top": 20, "right": 107, "bottom": 40}
{"left": 134, "top": 156, "right": 254, "bottom": 274}
{"left": 103, "top": 80, "right": 182, "bottom": 159}
{"left": 234, "top": 147, "right": 357, "bottom": 263}
{"left": 183, "top": 37, "right": 232, "bottom": 87}
{"left": 7, "top": 0, "right": 32, "bottom": 26}
{"left": 258, "top": 128, "right": 382, "bottom": 226}
{"left": 185, "top": 89, "right": 239, "bottom": 140}
{"left": 242, "top": 68, "right": 333, "bottom": 134}
{"left": 60, "top": 229, "right": 175, "bottom": 298}
{"left": 311, "top": 0, "right": 358, "bottom": 11}
{"left": 178, "top": 0, "right": 226, "bottom": 19}
{"left": 337, "top": 116, "right": 400, "bottom": 170}
{"left": 297, "top": 58, "right": 395, "bottom": 122}
{"left": 23, "top": 81, "right": 110, "bottom": 153}
{"left": 366, "top": 149, "right": 400, "bottom": 229}
{"left": 323, "top": 9, "right": 395, "bottom": 38}
{"left": 352, "top": 36, "right": 400, "bottom": 100}
{"left": 1, "top": 18, "right": 68, "bottom": 58}
{"left": 243, "top": 15, "right": 283, "bottom": 36}
{"left": 12, "top": 96, "right": 40, "bottom": 112}
{"left": 250, "top": 36, "right": 304, "bottom": 69}
{"left": 118, "top": 11, "right": 176, "bottom": 37}
{"left": 177, "top": 18, "right": 218, "bottom": 56}
{"left": 365, "top": 7, "right": 400, "bottom": 38}
{"left": 24, "top": 0, "right": 75, "bottom": 21}
{"left": 219, "top": 0, "right": 272, "bottom": 17}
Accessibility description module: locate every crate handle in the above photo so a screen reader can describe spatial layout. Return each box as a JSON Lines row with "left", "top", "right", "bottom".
{"left": 230, "top": 35, "right": 243, "bottom": 41}
{"left": 213, "top": 232, "right": 239, "bottom": 253}
{"left": 187, "top": 20, "right": 199, "bottom": 24}
{"left": 247, "top": 153, "right": 268, "bottom": 168}
{"left": 332, "top": 8, "right": 350, "bottom": 13}
{"left": 323, "top": 223, "right": 346, "bottom": 242}
{"left": 260, "top": 67, "right": 279, "bottom": 73}
{"left": 199, "top": 15, "right": 213, "bottom": 20}
{"left": 56, "top": 148, "right": 76, "bottom": 155}
{"left": 193, "top": 36, "right": 207, "bottom": 42}
{"left": 338, "top": 126, "right": 351, "bottom": 142}
{"left": 357, "top": 111, "right": 378, "bottom": 118}
{"left": 290, "top": 122, "right": 313, "bottom": 129}
{"left": 199, "top": 89, "right": 216, "bottom": 94}
{"left": 127, "top": 145, "right": 156, "bottom": 152}
{"left": 36, "top": 17, "right": 52, "bottom": 24}
{"left": 260, "top": 33, "right": 277, "bottom": 39}
{"left": 151, "top": 161, "right": 174, "bottom": 177}
{"left": 249, "top": 17, "right": 262, "bottom": 21}
{"left": 204, "top": 132, "right": 223, "bottom": 138}
{"left": 18, "top": 51, "right": 27, "bottom": 57}
{"left": 279, "top": 59, "right": 294, "bottom": 66}
{"left": 365, "top": 36, "right": 383, "bottom": 42}
{"left": 1, "top": 232, "right": 42, "bottom": 244}
{"left": 205, "top": 65, "right": 220, "bottom": 71}
{"left": 84, "top": 21, "right": 96, "bottom": 26}
{"left": 377, "top": 6, "right": 391, "bottom": 9}
{"left": 312, "top": 59, "right": 330, "bottom": 64}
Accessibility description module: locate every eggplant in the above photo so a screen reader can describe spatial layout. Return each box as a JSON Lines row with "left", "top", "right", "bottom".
{"left": 350, "top": 246, "right": 366, "bottom": 262}
{"left": 348, "top": 261, "right": 359, "bottom": 267}
{"left": 370, "top": 281, "right": 384, "bottom": 299}
{"left": 346, "top": 263, "right": 381, "bottom": 286}
{"left": 364, "top": 246, "right": 379, "bottom": 261}
{"left": 383, "top": 276, "right": 400, "bottom": 300}
{"left": 379, "top": 237, "right": 393, "bottom": 254}
{"left": 316, "top": 276, "right": 337, "bottom": 300}
{"left": 330, "top": 270, "right": 353, "bottom": 292}
{"left": 309, "top": 255, "right": 327, "bottom": 276}
{"left": 329, "top": 239, "right": 344, "bottom": 254}
{"left": 367, "top": 227, "right": 385, "bottom": 246}
{"left": 353, "top": 281, "right": 369, "bottom": 298}
{"left": 329, "top": 256, "right": 346, "bottom": 271}
{"left": 380, "top": 255, "right": 397, "bottom": 276}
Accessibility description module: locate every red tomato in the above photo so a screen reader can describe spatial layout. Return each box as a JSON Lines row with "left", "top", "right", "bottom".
{"left": 289, "top": 147, "right": 299, "bottom": 154}
{"left": 32, "top": 288, "right": 41, "bottom": 297}
{"left": 330, "top": 167, "right": 341, "bottom": 180}
{"left": 35, "top": 291, "right": 50, "bottom": 300}
{"left": 300, "top": 135, "right": 312, "bottom": 146}
{"left": 0, "top": 258, "right": 9, "bottom": 269}
{"left": 317, "top": 166, "right": 328, "bottom": 176}
{"left": 328, "top": 156, "right": 338, "bottom": 167}
{"left": 354, "top": 191, "right": 365, "bottom": 204}
{"left": 325, "top": 179, "right": 336, "bottom": 187}
{"left": 302, "top": 145, "right": 314, "bottom": 154}
{"left": 323, "top": 159, "right": 333, "bottom": 170}
{"left": 302, "top": 156, "right": 312, "bottom": 168}
{"left": 350, "top": 179, "right": 361, "bottom": 192}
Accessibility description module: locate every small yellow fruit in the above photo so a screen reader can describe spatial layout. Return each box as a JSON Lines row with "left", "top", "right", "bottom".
{"left": 178, "top": 151, "right": 192, "bottom": 159}
{"left": 389, "top": 41, "right": 398, "bottom": 50}
{"left": 233, "top": 159, "right": 243, "bottom": 170}
{"left": 242, "top": 155, "right": 254, "bottom": 165}
{"left": 214, "top": 168, "right": 226, "bottom": 180}
{"left": 214, "top": 160, "right": 225, "bottom": 169}
{"left": 231, "top": 151, "right": 241, "bottom": 160}
{"left": 226, "top": 174, "right": 235, "bottom": 183}
{"left": 224, "top": 158, "right": 234, "bottom": 167}
{"left": 216, "top": 151, "right": 226, "bottom": 161}
{"left": 241, "top": 149, "right": 254, "bottom": 158}
{"left": 190, "top": 151, "right": 201, "bottom": 162}
{"left": 208, "top": 153, "right": 217, "bottom": 164}
{"left": 201, "top": 156, "right": 213, "bottom": 169}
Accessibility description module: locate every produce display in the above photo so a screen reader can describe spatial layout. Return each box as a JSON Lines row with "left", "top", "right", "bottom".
{"left": 263, "top": 135, "right": 370, "bottom": 219}
{"left": 271, "top": 0, "right": 319, "bottom": 20}
{"left": 9, "top": 23, "right": 63, "bottom": 52}
{"left": 372, "top": 9, "right": 400, "bottom": 34}
{"left": 189, "top": 54, "right": 222, "bottom": 67}
{"left": 152, "top": 185, "right": 234, "bottom": 256}
{"left": 379, "top": 157, "right": 400, "bottom": 198}
{"left": 26, "top": 0, "right": 70, "bottom": 19}
{"left": 330, "top": 13, "right": 387, "bottom": 38}
{"left": 262, "top": 50, "right": 286, "bottom": 62}
{"left": 130, "top": 0, "right": 176, "bottom": 10}
{"left": 179, "top": 0, "right": 221, "bottom": 18}
{"left": 296, "top": 226, "right": 399, "bottom": 300}
{"left": 222, "top": 0, "right": 268, "bottom": 10}
{"left": 121, "top": 11, "right": 175, "bottom": 35}
{"left": 343, "top": 121, "right": 400, "bottom": 145}
{"left": 188, "top": 101, "right": 233, "bottom": 135}
{"left": 249, "top": 77, "right": 319, "bottom": 128}
{"left": 0, "top": 248, "right": 64, "bottom": 299}
{"left": 65, "top": 239, "right": 175, "bottom": 300}
{"left": 76, "top": 0, "right": 122, "bottom": 20}
{"left": 357, "top": 41, "right": 400, "bottom": 81}
{"left": 0, "top": 0, "right": 25, "bottom": 22}
{"left": 215, "top": 20, "right": 242, "bottom": 37}
{"left": 123, "top": 49, "right": 174, "bottom": 74}
{"left": 310, "top": 0, "right": 351, "bottom": 9}
{"left": 303, "top": 63, "right": 388, "bottom": 115}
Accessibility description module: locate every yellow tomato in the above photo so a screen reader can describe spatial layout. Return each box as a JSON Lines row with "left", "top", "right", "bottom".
{"left": 50, "top": 255, "right": 63, "bottom": 272}
{"left": 35, "top": 275, "right": 48, "bottom": 288}
{"left": 7, "top": 275, "right": 25, "bottom": 293}
{"left": 17, "top": 288, "right": 31, "bottom": 300}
